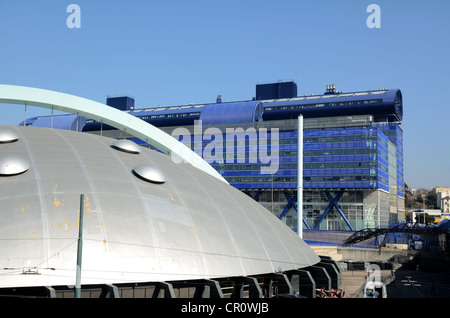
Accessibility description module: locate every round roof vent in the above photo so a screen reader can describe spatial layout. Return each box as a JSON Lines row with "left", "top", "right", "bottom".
{"left": 0, "top": 156, "right": 30, "bottom": 176}
{"left": 111, "top": 139, "right": 141, "bottom": 154}
{"left": 0, "top": 128, "right": 19, "bottom": 143}
{"left": 132, "top": 164, "right": 165, "bottom": 184}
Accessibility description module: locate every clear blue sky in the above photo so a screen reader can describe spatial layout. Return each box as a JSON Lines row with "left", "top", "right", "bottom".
{"left": 0, "top": 0, "right": 449, "bottom": 189}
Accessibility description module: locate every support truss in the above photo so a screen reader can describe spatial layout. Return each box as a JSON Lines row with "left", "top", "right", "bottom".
{"left": 314, "top": 191, "right": 355, "bottom": 231}
{"left": 279, "top": 191, "right": 311, "bottom": 230}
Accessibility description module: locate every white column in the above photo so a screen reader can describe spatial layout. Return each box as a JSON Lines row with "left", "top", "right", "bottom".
{"left": 297, "top": 115, "right": 303, "bottom": 238}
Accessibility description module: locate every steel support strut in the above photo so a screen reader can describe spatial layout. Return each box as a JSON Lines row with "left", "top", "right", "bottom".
{"left": 279, "top": 191, "right": 311, "bottom": 230}
{"left": 314, "top": 191, "right": 355, "bottom": 231}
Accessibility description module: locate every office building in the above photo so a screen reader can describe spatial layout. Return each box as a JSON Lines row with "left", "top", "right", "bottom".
{"left": 22, "top": 81, "right": 405, "bottom": 233}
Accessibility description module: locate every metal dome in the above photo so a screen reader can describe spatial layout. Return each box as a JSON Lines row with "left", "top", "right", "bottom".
{"left": 132, "top": 164, "right": 166, "bottom": 184}
{"left": 0, "top": 127, "right": 20, "bottom": 143}
{"left": 0, "top": 126, "right": 319, "bottom": 289}
{"left": 111, "top": 139, "right": 141, "bottom": 154}
{"left": 0, "top": 155, "right": 30, "bottom": 175}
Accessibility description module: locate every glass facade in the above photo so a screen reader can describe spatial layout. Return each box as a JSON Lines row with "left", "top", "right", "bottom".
{"left": 158, "top": 115, "right": 405, "bottom": 232}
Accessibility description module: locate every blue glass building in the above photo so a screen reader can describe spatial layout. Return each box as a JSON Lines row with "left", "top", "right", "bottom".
{"left": 22, "top": 81, "right": 404, "bottom": 233}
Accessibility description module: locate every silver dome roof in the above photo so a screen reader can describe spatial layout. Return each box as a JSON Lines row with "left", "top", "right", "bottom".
{"left": 0, "top": 126, "right": 319, "bottom": 288}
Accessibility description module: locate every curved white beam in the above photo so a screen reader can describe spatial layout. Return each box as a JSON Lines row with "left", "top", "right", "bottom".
{"left": 0, "top": 84, "right": 227, "bottom": 183}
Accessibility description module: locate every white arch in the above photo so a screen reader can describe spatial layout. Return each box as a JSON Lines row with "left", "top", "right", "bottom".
{"left": 0, "top": 84, "right": 227, "bottom": 183}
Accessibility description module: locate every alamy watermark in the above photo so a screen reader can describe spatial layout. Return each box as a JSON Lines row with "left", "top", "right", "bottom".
{"left": 170, "top": 120, "right": 280, "bottom": 175}
{"left": 66, "top": 4, "right": 380, "bottom": 30}
{"left": 66, "top": 4, "right": 81, "bottom": 29}
{"left": 366, "top": 4, "right": 381, "bottom": 29}
{"left": 364, "top": 263, "right": 383, "bottom": 298}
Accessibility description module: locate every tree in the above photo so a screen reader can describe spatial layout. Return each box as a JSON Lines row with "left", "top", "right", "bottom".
{"left": 404, "top": 185, "right": 439, "bottom": 210}
{"left": 405, "top": 183, "right": 421, "bottom": 209}
{"left": 425, "top": 190, "right": 437, "bottom": 209}
{"left": 414, "top": 213, "right": 435, "bottom": 224}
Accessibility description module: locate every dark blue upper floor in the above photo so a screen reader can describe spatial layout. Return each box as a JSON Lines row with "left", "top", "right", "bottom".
{"left": 20, "top": 87, "right": 402, "bottom": 131}
{"left": 262, "top": 88, "right": 402, "bottom": 122}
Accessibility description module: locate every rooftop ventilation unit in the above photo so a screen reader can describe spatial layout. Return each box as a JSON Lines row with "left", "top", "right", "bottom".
{"left": 325, "top": 84, "right": 337, "bottom": 95}
{"left": 255, "top": 81, "right": 298, "bottom": 100}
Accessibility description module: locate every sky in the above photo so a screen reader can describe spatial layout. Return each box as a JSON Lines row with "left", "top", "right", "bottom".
{"left": 0, "top": 0, "right": 449, "bottom": 189}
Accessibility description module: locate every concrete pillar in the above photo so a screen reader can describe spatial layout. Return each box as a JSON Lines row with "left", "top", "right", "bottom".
{"left": 193, "top": 280, "right": 224, "bottom": 298}
{"left": 306, "top": 266, "right": 331, "bottom": 290}
{"left": 152, "top": 282, "right": 176, "bottom": 298}
{"left": 288, "top": 270, "right": 316, "bottom": 298}
{"left": 316, "top": 262, "right": 340, "bottom": 289}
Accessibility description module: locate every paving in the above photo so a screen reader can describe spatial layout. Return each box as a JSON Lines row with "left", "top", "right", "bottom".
{"left": 340, "top": 268, "right": 450, "bottom": 298}
{"left": 340, "top": 269, "right": 391, "bottom": 298}
{"left": 386, "top": 269, "right": 450, "bottom": 298}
